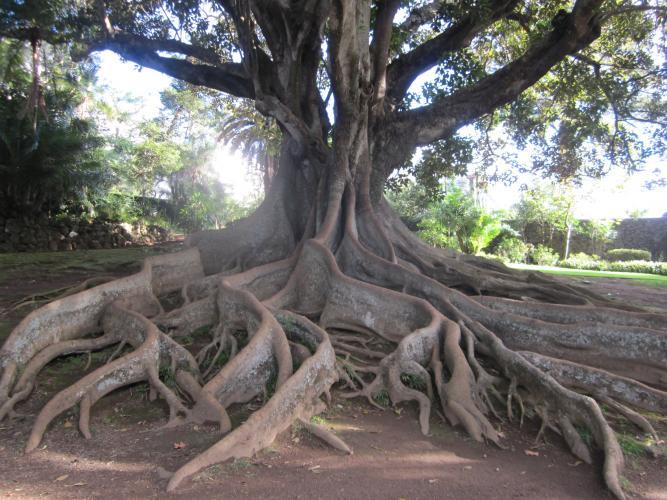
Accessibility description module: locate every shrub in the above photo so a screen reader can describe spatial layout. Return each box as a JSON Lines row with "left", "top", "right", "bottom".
{"left": 606, "top": 248, "right": 652, "bottom": 262}
{"left": 493, "top": 237, "right": 529, "bottom": 263}
{"left": 476, "top": 251, "right": 506, "bottom": 264}
{"left": 607, "top": 260, "right": 667, "bottom": 275}
{"left": 559, "top": 252, "right": 605, "bottom": 271}
{"left": 530, "top": 244, "right": 559, "bottom": 266}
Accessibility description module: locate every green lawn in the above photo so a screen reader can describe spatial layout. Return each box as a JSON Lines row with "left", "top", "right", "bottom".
{"left": 508, "top": 263, "right": 667, "bottom": 288}
{"left": 0, "top": 245, "right": 180, "bottom": 281}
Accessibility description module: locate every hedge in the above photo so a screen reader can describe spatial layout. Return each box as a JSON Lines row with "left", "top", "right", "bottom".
{"left": 606, "top": 248, "right": 652, "bottom": 262}
{"left": 559, "top": 253, "right": 667, "bottom": 275}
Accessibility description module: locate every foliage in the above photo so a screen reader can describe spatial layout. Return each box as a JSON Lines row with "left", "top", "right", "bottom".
{"left": 574, "top": 219, "right": 615, "bottom": 256}
{"left": 0, "top": 0, "right": 663, "bottom": 194}
{"left": 559, "top": 252, "right": 605, "bottom": 271}
{"left": 559, "top": 253, "right": 667, "bottom": 276}
{"left": 606, "top": 248, "right": 652, "bottom": 262}
{"left": 491, "top": 236, "right": 530, "bottom": 264}
{"left": 530, "top": 244, "right": 559, "bottom": 266}
{"left": 0, "top": 39, "right": 111, "bottom": 214}
{"left": 606, "top": 260, "right": 667, "bottom": 276}
{"left": 385, "top": 181, "right": 432, "bottom": 230}
{"left": 94, "top": 81, "right": 261, "bottom": 232}
{"left": 417, "top": 184, "right": 502, "bottom": 254}
{"left": 511, "top": 182, "right": 579, "bottom": 256}
{"left": 216, "top": 98, "right": 281, "bottom": 194}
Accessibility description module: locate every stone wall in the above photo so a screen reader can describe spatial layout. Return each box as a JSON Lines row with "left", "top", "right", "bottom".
{"left": 613, "top": 217, "right": 667, "bottom": 261}
{"left": 0, "top": 214, "right": 173, "bottom": 253}
{"left": 516, "top": 216, "right": 667, "bottom": 260}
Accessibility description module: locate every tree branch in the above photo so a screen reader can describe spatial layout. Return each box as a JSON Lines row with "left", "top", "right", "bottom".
{"left": 370, "top": 0, "right": 400, "bottom": 110}
{"left": 379, "top": 0, "right": 604, "bottom": 170}
{"left": 385, "top": 0, "right": 520, "bottom": 103}
{"left": 91, "top": 34, "right": 254, "bottom": 99}
{"left": 397, "top": 1, "right": 446, "bottom": 33}
{"left": 599, "top": 4, "right": 667, "bottom": 23}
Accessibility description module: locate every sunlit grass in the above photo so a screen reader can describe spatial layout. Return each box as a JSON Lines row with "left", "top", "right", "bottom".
{"left": 0, "top": 245, "right": 181, "bottom": 281}
{"left": 508, "top": 263, "right": 667, "bottom": 289}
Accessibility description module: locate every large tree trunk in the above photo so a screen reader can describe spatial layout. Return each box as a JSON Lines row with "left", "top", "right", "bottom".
{"left": 2, "top": 125, "right": 665, "bottom": 498}
{"left": 1, "top": 2, "right": 665, "bottom": 499}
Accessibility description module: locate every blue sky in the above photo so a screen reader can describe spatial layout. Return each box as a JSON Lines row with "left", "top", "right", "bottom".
{"left": 95, "top": 51, "right": 667, "bottom": 219}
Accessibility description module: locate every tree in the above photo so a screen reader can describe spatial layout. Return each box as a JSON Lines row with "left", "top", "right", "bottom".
{"left": 513, "top": 182, "right": 577, "bottom": 257}
{"left": 0, "top": 39, "right": 110, "bottom": 215}
{"left": 217, "top": 97, "right": 281, "bottom": 195}
{"left": 1, "top": 2, "right": 666, "bottom": 498}
{"left": 416, "top": 184, "right": 502, "bottom": 255}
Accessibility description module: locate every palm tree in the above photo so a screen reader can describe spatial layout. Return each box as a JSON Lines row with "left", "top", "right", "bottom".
{"left": 216, "top": 102, "right": 280, "bottom": 196}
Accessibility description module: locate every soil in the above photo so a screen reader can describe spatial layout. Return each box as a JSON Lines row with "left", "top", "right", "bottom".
{"left": 1, "top": 248, "right": 665, "bottom": 500}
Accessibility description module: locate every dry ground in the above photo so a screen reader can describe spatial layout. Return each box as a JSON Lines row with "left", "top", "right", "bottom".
{"left": 0, "top": 245, "right": 665, "bottom": 499}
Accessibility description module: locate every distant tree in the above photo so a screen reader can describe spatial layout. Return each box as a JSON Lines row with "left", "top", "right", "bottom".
{"left": 0, "top": 39, "right": 109, "bottom": 214}
{"left": 513, "top": 182, "right": 577, "bottom": 256}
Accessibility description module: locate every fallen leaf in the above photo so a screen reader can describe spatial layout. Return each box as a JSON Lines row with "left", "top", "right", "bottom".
{"left": 463, "top": 465, "right": 472, "bottom": 470}
{"left": 568, "top": 460, "right": 583, "bottom": 467}
{"left": 308, "top": 465, "right": 321, "bottom": 471}
{"left": 70, "top": 482, "right": 87, "bottom": 487}
{"left": 524, "top": 449, "right": 539, "bottom": 457}
{"left": 55, "top": 474, "right": 69, "bottom": 482}
{"left": 173, "top": 442, "right": 187, "bottom": 449}
{"left": 63, "top": 421, "right": 73, "bottom": 428}
{"left": 428, "top": 479, "right": 438, "bottom": 484}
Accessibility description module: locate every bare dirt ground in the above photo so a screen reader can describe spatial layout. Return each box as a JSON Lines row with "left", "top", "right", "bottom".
{"left": 0, "top": 247, "right": 665, "bottom": 500}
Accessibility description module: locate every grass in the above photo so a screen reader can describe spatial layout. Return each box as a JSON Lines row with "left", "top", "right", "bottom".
{"left": 310, "top": 415, "right": 329, "bottom": 426}
{"left": 372, "top": 389, "right": 390, "bottom": 407}
{"left": 508, "top": 263, "right": 667, "bottom": 288}
{"left": 0, "top": 245, "right": 179, "bottom": 281}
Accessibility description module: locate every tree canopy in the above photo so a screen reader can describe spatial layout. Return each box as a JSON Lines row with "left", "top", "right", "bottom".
{"left": 1, "top": 0, "right": 665, "bottom": 194}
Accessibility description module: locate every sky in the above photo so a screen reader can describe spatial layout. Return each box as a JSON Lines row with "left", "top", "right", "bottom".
{"left": 95, "top": 51, "right": 667, "bottom": 219}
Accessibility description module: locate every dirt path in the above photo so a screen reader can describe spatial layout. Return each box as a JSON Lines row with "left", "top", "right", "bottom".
{"left": 0, "top": 248, "right": 665, "bottom": 499}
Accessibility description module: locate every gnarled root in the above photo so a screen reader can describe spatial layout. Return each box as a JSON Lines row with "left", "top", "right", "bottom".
{"left": 1, "top": 197, "right": 666, "bottom": 500}
{"left": 0, "top": 248, "right": 204, "bottom": 417}
{"left": 167, "top": 310, "right": 337, "bottom": 491}
{"left": 25, "top": 302, "right": 200, "bottom": 451}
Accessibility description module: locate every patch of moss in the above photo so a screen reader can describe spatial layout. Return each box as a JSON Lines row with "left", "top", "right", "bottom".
{"left": 400, "top": 373, "right": 427, "bottom": 392}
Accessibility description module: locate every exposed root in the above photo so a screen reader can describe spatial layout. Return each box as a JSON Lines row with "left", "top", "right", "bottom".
{"left": 1, "top": 197, "right": 665, "bottom": 500}
{"left": 167, "top": 311, "right": 336, "bottom": 491}
{"left": 0, "top": 248, "right": 204, "bottom": 411}
{"left": 297, "top": 417, "right": 353, "bottom": 454}
{"left": 25, "top": 302, "right": 200, "bottom": 451}
{"left": 6, "top": 276, "right": 116, "bottom": 314}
